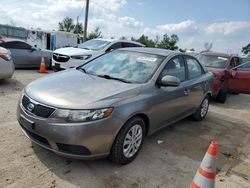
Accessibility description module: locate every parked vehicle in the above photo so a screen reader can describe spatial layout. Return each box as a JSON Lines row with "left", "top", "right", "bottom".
{"left": 228, "top": 61, "right": 250, "bottom": 94}
{"left": 0, "top": 47, "right": 14, "bottom": 80}
{"left": 197, "top": 51, "right": 241, "bottom": 103}
{"left": 17, "top": 48, "right": 213, "bottom": 164}
{"left": 0, "top": 39, "right": 52, "bottom": 68}
{"left": 52, "top": 38, "right": 144, "bottom": 71}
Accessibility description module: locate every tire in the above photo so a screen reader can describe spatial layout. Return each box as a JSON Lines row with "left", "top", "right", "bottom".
{"left": 192, "top": 96, "right": 210, "bottom": 121}
{"left": 216, "top": 89, "right": 227, "bottom": 103}
{"left": 110, "top": 117, "right": 146, "bottom": 165}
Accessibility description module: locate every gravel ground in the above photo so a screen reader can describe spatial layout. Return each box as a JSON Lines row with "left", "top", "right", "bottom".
{"left": 0, "top": 70, "right": 249, "bottom": 188}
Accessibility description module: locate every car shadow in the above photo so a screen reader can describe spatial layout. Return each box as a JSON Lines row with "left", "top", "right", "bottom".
{"left": 31, "top": 112, "right": 250, "bottom": 187}
{"left": 0, "top": 78, "right": 24, "bottom": 95}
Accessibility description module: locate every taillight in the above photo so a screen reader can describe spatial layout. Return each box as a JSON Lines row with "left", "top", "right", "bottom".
{"left": 0, "top": 51, "right": 11, "bottom": 61}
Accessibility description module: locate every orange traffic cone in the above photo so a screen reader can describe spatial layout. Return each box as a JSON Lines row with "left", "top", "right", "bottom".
{"left": 190, "top": 140, "right": 218, "bottom": 188}
{"left": 38, "top": 56, "right": 47, "bottom": 73}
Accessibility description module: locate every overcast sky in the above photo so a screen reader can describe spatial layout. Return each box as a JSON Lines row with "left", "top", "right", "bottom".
{"left": 0, "top": 0, "right": 250, "bottom": 54}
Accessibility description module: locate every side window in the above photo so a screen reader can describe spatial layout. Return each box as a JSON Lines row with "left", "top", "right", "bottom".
{"left": 14, "top": 42, "right": 32, "bottom": 50}
{"left": 161, "top": 57, "right": 185, "bottom": 82}
{"left": 186, "top": 57, "right": 202, "bottom": 79}
{"left": 238, "top": 62, "right": 250, "bottom": 69}
{"left": 5, "top": 41, "right": 31, "bottom": 50}
{"left": 0, "top": 42, "right": 11, "bottom": 48}
{"left": 133, "top": 44, "right": 142, "bottom": 47}
{"left": 106, "top": 42, "right": 121, "bottom": 52}
{"left": 121, "top": 42, "right": 135, "bottom": 48}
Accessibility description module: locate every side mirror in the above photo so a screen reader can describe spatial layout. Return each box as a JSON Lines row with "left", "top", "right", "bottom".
{"left": 157, "top": 75, "right": 180, "bottom": 87}
{"left": 30, "top": 47, "right": 36, "bottom": 52}
{"left": 106, "top": 48, "right": 114, "bottom": 53}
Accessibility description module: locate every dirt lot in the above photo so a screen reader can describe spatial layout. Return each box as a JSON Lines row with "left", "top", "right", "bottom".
{"left": 0, "top": 70, "right": 249, "bottom": 188}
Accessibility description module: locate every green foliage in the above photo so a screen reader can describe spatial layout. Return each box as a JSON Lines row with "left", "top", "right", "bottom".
{"left": 134, "top": 35, "right": 156, "bottom": 47}
{"left": 58, "top": 17, "right": 75, "bottom": 32}
{"left": 58, "top": 18, "right": 190, "bottom": 51}
{"left": 242, "top": 43, "right": 250, "bottom": 55}
{"left": 74, "top": 22, "right": 84, "bottom": 34}
{"left": 87, "top": 27, "right": 102, "bottom": 40}
{"left": 157, "top": 34, "right": 179, "bottom": 50}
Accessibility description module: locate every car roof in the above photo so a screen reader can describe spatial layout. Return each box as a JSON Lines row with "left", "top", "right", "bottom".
{"left": 90, "top": 38, "right": 145, "bottom": 47}
{"left": 118, "top": 47, "right": 181, "bottom": 57}
{"left": 200, "top": 51, "right": 236, "bottom": 58}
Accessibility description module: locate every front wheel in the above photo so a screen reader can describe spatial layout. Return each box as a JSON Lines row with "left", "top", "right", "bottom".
{"left": 192, "top": 96, "right": 210, "bottom": 121}
{"left": 110, "top": 117, "right": 145, "bottom": 165}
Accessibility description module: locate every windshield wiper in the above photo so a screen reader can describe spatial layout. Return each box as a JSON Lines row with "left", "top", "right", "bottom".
{"left": 97, "top": 74, "right": 132, "bottom": 83}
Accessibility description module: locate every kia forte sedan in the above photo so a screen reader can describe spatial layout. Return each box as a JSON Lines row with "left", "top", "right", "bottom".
{"left": 17, "top": 48, "right": 213, "bottom": 164}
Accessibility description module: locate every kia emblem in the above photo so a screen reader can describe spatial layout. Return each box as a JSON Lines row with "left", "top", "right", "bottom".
{"left": 27, "top": 103, "right": 35, "bottom": 111}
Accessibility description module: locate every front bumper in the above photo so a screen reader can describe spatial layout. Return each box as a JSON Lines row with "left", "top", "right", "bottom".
{"left": 17, "top": 101, "right": 124, "bottom": 159}
{"left": 52, "top": 59, "right": 86, "bottom": 70}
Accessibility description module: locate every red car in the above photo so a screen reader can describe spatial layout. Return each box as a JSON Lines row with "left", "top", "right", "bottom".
{"left": 197, "top": 52, "right": 250, "bottom": 103}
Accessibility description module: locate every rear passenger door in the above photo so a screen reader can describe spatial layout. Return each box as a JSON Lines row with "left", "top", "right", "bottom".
{"left": 183, "top": 55, "right": 206, "bottom": 110}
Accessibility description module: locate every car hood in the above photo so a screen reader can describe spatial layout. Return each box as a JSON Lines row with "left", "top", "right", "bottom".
{"left": 25, "top": 69, "right": 142, "bottom": 109}
{"left": 53, "top": 47, "right": 93, "bottom": 56}
{"left": 207, "top": 67, "right": 225, "bottom": 76}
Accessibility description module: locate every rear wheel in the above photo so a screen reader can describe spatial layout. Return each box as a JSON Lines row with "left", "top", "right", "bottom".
{"left": 216, "top": 89, "right": 227, "bottom": 103}
{"left": 192, "top": 96, "right": 210, "bottom": 121}
{"left": 110, "top": 117, "right": 145, "bottom": 165}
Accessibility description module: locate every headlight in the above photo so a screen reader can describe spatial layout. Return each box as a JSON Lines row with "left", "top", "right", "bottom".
{"left": 52, "top": 108, "right": 113, "bottom": 123}
{"left": 71, "top": 55, "right": 91, "bottom": 60}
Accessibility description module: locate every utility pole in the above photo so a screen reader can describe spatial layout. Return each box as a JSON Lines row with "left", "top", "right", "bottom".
{"left": 83, "top": 0, "right": 89, "bottom": 41}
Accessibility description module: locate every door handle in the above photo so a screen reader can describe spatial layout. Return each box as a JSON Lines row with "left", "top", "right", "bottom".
{"left": 184, "top": 88, "right": 190, "bottom": 96}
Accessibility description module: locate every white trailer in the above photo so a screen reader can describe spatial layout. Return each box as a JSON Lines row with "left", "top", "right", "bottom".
{"left": 27, "top": 30, "right": 78, "bottom": 50}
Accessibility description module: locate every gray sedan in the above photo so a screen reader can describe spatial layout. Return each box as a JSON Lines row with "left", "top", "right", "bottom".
{"left": 0, "top": 40, "right": 52, "bottom": 68}
{"left": 17, "top": 48, "right": 213, "bottom": 164}
{"left": 0, "top": 47, "right": 14, "bottom": 79}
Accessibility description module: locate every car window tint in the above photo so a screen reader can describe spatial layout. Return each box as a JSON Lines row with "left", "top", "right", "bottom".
{"left": 108, "top": 42, "right": 121, "bottom": 51}
{"left": 238, "top": 62, "right": 250, "bottom": 69}
{"left": 122, "top": 42, "right": 136, "bottom": 48}
{"left": 161, "top": 57, "right": 185, "bottom": 81}
{"left": 186, "top": 57, "right": 202, "bottom": 79}
{"left": 4, "top": 41, "right": 31, "bottom": 49}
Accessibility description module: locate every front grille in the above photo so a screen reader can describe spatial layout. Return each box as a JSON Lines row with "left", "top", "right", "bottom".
{"left": 22, "top": 95, "right": 55, "bottom": 118}
{"left": 53, "top": 53, "right": 70, "bottom": 62}
{"left": 20, "top": 123, "right": 50, "bottom": 147}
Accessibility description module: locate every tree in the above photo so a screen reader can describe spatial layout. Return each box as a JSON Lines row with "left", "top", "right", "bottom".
{"left": 157, "top": 34, "right": 179, "bottom": 50}
{"left": 242, "top": 43, "right": 250, "bottom": 55}
{"left": 135, "top": 35, "right": 156, "bottom": 47}
{"left": 58, "top": 17, "right": 75, "bottom": 32}
{"left": 87, "top": 27, "right": 102, "bottom": 40}
{"left": 74, "top": 22, "right": 84, "bottom": 35}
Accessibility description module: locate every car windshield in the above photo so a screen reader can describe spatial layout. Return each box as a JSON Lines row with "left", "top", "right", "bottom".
{"left": 197, "top": 54, "right": 229, "bottom": 68}
{"left": 81, "top": 50, "right": 165, "bottom": 84}
{"left": 78, "top": 39, "right": 110, "bottom": 51}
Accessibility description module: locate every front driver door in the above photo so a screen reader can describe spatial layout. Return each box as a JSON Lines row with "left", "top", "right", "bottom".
{"left": 228, "top": 62, "right": 250, "bottom": 94}
{"left": 150, "top": 55, "right": 191, "bottom": 131}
